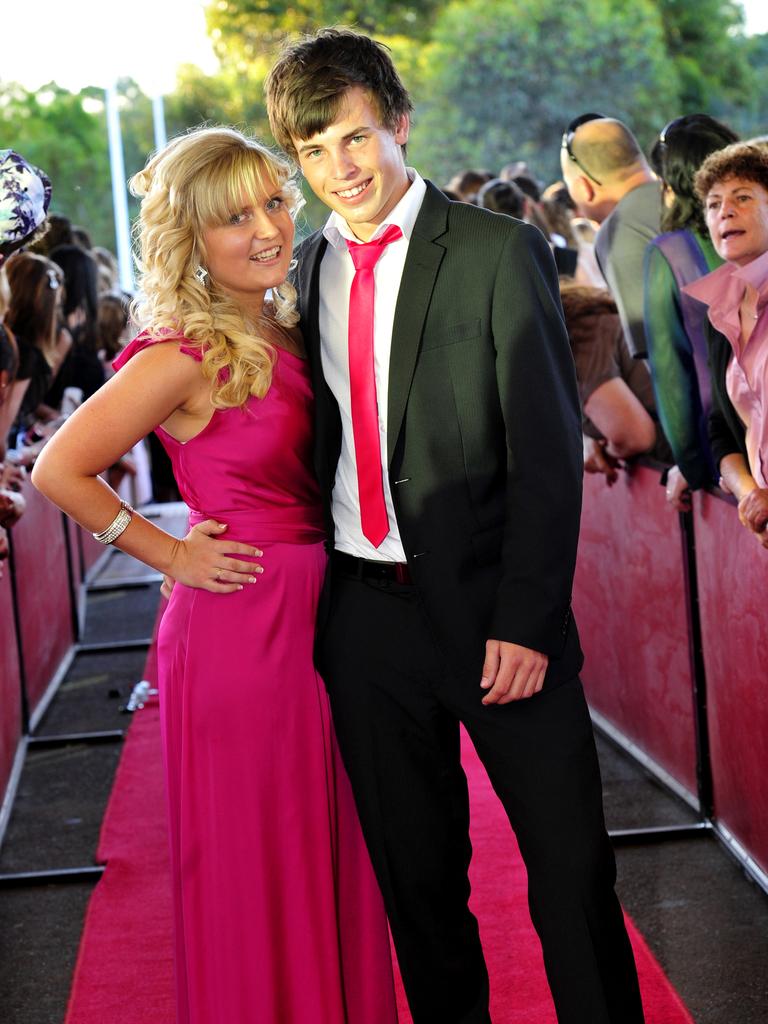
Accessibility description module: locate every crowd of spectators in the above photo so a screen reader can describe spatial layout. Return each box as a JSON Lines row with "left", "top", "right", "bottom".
{"left": 0, "top": 148, "right": 159, "bottom": 580}
{"left": 445, "top": 113, "right": 768, "bottom": 549}
{"left": 2, "top": 107, "right": 768, "bottom": 564}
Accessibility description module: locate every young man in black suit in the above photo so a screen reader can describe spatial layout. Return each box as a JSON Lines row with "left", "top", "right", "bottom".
{"left": 266, "top": 29, "right": 644, "bottom": 1024}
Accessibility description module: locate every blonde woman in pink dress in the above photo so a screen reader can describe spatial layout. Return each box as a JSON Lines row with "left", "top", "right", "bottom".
{"left": 32, "top": 127, "right": 396, "bottom": 1024}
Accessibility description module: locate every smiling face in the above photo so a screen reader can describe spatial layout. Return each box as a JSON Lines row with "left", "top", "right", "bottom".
{"left": 292, "top": 86, "right": 411, "bottom": 241}
{"left": 201, "top": 184, "right": 294, "bottom": 314}
{"left": 705, "top": 176, "right": 768, "bottom": 267}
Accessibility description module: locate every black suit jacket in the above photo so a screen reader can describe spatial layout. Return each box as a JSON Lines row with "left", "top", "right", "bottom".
{"left": 296, "top": 183, "right": 584, "bottom": 685}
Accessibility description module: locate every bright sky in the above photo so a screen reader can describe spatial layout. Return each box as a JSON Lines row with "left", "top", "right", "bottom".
{"left": 2, "top": 0, "right": 767, "bottom": 95}
{"left": 2, "top": 0, "right": 219, "bottom": 95}
{"left": 738, "top": 0, "right": 768, "bottom": 34}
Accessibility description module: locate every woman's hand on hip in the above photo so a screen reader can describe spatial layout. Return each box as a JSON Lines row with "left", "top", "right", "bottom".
{"left": 168, "top": 520, "right": 263, "bottom": 592}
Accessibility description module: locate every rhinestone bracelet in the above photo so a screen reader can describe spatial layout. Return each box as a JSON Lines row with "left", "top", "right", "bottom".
{"left": 93, "top": 501, "right": 135, "bottom": 545}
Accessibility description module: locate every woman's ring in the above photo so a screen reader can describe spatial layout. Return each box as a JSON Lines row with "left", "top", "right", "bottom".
{"left": 215, "top": 568, "right": 221, "bottom": 581}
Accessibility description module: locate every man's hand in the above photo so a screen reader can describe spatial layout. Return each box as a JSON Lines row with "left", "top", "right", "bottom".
{"left": 583, "top": 436, "right": 619, "bottom": 486}
{"left": 665, "top": 465, "right": 691, "bottom": 512}
{"left": 480, "top": 639, "right": 548, "bottom": 704}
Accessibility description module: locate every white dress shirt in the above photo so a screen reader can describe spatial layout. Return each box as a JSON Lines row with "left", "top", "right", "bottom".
{"left": 319, "top": 170, "right": 427, "bottom": 561}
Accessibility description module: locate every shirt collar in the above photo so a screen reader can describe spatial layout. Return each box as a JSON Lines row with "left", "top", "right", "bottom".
{"left": 683, "top": 261, "right": 735, "bottom": 308}
{"left": 685, "top": 248, "right": 768, "bottom": 307}
{"left": 684, "top": 249, "right": 768, "bottom": 353}
{"left": 734, "top": 247, "right": 768, "bottom": 299}
{"left": 322, "top": 169, "right": 426, "bottom": 251}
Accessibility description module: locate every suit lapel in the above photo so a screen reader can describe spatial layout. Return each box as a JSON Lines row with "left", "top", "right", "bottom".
{"left": 295, "top": 231, "right": 341, "bottom": 489}
{"left": 295, "top": 230, "right": 326, "bottom": 385}
{"left": 387, "top": 182, "right": 448, "bottom": 465}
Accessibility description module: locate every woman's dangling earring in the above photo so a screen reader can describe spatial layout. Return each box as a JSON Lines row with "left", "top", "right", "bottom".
{"left": 194, "top": 265, "right": 208, "bottom": 285}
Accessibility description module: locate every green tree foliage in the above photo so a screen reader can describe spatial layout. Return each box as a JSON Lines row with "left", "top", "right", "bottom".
{"left": 164, "top": 62, "right": 269, "bottom": 136}
{"left": 2, "top": 1, "right": 764, "bottom": 250}
{"left": 741, "top": 32, "right": 768, "bottom": 137}
{"left": 711, "top": 30, "right": 768, "bottom": 139}
{"left": 0, "top": 79, "right": 163, "bottom": 250}
{"left": 410, "top": 0, "right": 679, "bottom": 183}
{"left": 655, "top": 0, "right": 748, "bottom": 111}
{"left": 205, "top": 0, "right": 442, "bottom": 65}
{"left": 0, "top": 72, "right": 265, "bottom": 251}
{"left": 1, "top": 82, "right": 115, "bottom": 248}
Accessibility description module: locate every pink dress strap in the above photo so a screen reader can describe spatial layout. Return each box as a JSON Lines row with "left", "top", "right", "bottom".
{"left": 113, "top": 330, "right": 203, "bottom": 371}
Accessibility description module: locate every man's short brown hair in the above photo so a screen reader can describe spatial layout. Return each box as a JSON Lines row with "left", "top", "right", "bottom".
{"left": 694, "top": 142, "right": 768, "bottom": 201}
{"left": 265, "top": 28, "right": 413, "bottom": 158}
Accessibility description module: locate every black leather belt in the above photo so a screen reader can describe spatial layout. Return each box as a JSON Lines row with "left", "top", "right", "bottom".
{"left": 332, "top": 550, "right": 413, "bottom": 584}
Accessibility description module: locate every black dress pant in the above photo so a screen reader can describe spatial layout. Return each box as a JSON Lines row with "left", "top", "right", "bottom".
{"left": 318, "top": 569, "right": 645, "bottom": 1024}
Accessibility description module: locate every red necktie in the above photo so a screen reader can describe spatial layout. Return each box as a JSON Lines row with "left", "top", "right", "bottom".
{"left": 346, "top": 224, "right": 403, "bottom": 548}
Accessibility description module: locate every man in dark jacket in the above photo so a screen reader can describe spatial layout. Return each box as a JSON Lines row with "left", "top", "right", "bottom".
{"left": 267, "top": 30, "right": 644, "bottom": 1024}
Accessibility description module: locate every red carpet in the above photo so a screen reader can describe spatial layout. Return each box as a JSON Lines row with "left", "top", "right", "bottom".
{"left": 65, "top": 632, "right": 694, "bottom": 1023}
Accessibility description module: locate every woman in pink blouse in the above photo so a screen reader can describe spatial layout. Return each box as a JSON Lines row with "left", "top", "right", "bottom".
{"left": 684, "top": 143, "right": 768, "bottom": 547}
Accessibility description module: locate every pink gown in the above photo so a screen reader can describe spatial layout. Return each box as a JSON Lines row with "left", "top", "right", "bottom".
{"left": 114, "top": 335, "right": 397, "bottom": 1024}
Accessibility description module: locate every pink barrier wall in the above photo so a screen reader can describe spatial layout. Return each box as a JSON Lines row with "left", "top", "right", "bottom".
{"left": 0, "top": 565, "right": 22, "bottom": 802}
{"left": 693, "top": 491, "right": 768, "bottom": 876}
{"left": 1, "top": 464, "right": 765, "bottom": 883}
{"left": 11, "top": 482, "right": 74, "bottom": 716}
{"left": 66, "top": 514, "right": 84, "bottom": 585}
{"left": 80, "top": 523, "right": 106, "bottom": 577}
{"left": 573, "top": 465, "right": 698, "bottom": 802}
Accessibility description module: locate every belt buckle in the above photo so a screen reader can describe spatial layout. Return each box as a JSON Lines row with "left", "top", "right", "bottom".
{"left": 394, "top": 562, "right": 410, "bottom": 584}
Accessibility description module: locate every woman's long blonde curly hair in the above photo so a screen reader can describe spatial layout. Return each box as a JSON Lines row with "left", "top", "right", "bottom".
{"left": 130, "top": 126, "right": 303, "bottom": 408}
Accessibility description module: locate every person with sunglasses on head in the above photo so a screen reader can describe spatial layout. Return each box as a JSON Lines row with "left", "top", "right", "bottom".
{"left": 643, "top": 115, "right": 739, "bottom": 512}
{"left": 267, "top": 29, "right": 645, "bottom": 1024}
{"left": 560, "top": 115, "right": 662, "bottom": 361}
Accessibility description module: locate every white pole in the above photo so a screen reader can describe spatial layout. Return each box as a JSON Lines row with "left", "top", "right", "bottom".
{"left": 152, "top": 94, "right": 167, "bottom": 153}
{"left": 105, "top": 81, "right": 134, "bottom": 292}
